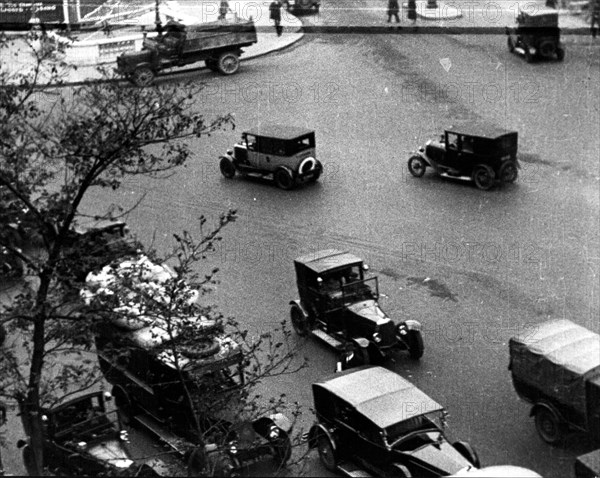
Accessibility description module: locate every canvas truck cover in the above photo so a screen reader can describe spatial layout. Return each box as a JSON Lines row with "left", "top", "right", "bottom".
{"left": 509, "top": 319, "right": 600, "bottom": 414}
{"left": 178, "top": 19, "right": 257, "bottom": 54}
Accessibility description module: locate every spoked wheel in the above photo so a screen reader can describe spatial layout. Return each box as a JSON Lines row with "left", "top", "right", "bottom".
{"left": 407, "top": 156, "right": 427, "bottom": 178}
{"left": 499, "top": 161, "right": 518, "bottom": 184}
{"left": 407, "top": 329, "right": 424, "bottom": 360}
{"left": 132, "top": 67, "right": 155, "bottom": 87}
{"left": 220, "top": 157, "right": 236, "bottom": 179}
{"left": 472, "top": 164, "right": 495, "bottom": 190}
{"left": 316, "top": 434, "right": 338, "bottom": 472}
{"left": 535, "top": 407, "right": 564, "bottom": 445}
{"left": 216, "top": 52, "right": 240, "bottom": 75}
{"left": 274, "top": 168, "right": 295, "bottom": 190}
{"left": 290, "top": 305, "right": 309, "bottom": 336}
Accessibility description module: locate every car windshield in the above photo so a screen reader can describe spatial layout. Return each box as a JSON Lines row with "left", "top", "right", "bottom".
{"left": 385, "top": 411, "right": 445, "bottom": 447}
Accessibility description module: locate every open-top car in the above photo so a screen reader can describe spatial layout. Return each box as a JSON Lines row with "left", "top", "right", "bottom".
{"left": 219, "top": 125, "right": 323, "bottom": 189}
{"left": 17, "top": 392, "right": 154, "bottom": 476}
{"left": 307, "top": 366, "right": 542, "bottom": 477}
{"left": 506, "top": 9, "right": 564, "bottom": 62}
{"left": 408, "top": 124, "right": 519, "bottom": 190}
{"left": 290, "top": 250, "right": 423, "bottom": 365}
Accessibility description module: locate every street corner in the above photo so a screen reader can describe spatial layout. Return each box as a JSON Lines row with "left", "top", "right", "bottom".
{"left": 412, "top": 1, "right": 463, "bottom": 20}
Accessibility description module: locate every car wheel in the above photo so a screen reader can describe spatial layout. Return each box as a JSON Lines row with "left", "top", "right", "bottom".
{"left": 271, "top": 431, "right": 292, "bottom": 467}
{"left": 220, "top": 157, "right": 236, "bottom": 179}
{"left": 472, "top": 164, "right": 495, "bottom": 190}
{"left": 112, "top": 387, "right": 135, "bottom": 427}
{"left": 525, "top": 48, "right": 534, "bottom": 63}
{"left": 556, "top": 47, "right": 565, "bottom": 61}
{"left": 274, "top": 168, "right": 295, "bottom": 190}
{"left": 216, "top": 52, "right": 240, "bottom": 75}
{"left": 317, "top": 434, "right": 338, "bottom": 472}
{"left": 540, "top": 41, "right": 555, "bottom": 57}
{"left": 507, "top": 36, "right": 514, "bottom": 52}
{"left": 499, "top": 161, "right": 518, "bottom": 184}
{"left": 407, "top": 156, "right": 427, "bottom": 178}
{"left": 310, "top": 160, "right": 323, "bottom": 183}
{"left": 534, "top": 407, "right": 564, "bottom": 445}
{"left": 290, "top": 305, "right": 309, "bottom": 336}
{"left": 132, "top": 66, "right": 155, "bottom": 87}
{"left": 22, "top": 445, "right": 37, "bottom": 476}
{"left": 180, "top": 339, "right": 221, "bottom": 359}
{"left": 453, "top": 441, "right": 480, "bottom": 468}
{"left": 407, "top": 329, "right": 424, "bottom": 360}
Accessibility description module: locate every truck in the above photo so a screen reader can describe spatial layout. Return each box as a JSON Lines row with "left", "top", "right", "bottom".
{"left": 509, "top": 319, "right": 600, "bottom": 445}
{"left": 117, "top": 19, "right": 258, "bottom": 86}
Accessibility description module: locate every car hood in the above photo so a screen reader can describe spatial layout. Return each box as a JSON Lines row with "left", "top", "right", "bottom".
{"left": 449, "top": 465, "right": 543, "bottom": 477}
{"left": 87, "top": 439, "right": 134, "bottom": 469}
{"left": 403, "top": 440, "right": 472, "bottom": 475}
{"left": 346, "top": 300, "right": 390, "bottom": 326}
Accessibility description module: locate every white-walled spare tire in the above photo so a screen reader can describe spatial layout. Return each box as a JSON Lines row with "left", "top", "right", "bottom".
{"left": 298, "top": 157, "right": 317, "bottom": 175}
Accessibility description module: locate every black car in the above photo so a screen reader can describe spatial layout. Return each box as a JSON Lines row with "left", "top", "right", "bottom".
{"left": 408, "top": 124, "right": 519, "bottom": 190}
{"left": 307, "top": 366, "right": 541, "bottom": 477}
{"left": 506, "top": 9, "right": 564, "bottom": 62}
{"left": 17, "top": 392, "right": 154, "bottom": 476}
{"left": 290, "top": 249, "right": 423, "bottom": 365}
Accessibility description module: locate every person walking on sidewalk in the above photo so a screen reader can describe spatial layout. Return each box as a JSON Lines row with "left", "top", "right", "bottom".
{"left": 270, "top": 0, "right": 283, "bottom": 36}
{"left": 387, "top": 0, "right": 400, "bottom": 22}
{"left": 407, "top": 0, "right": 417, "bottom": 23}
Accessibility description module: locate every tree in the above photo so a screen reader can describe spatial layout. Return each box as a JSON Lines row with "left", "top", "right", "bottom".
{"left": 0, "top": 33, "right": 246, "bottom": 475}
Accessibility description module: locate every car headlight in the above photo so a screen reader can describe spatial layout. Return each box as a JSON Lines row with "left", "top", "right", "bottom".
{"left": 77, "top": 441, "right": 87, "bottom": 450}
{"left": 229, "top": 443, "right": 238, "bottom": 455}
{"left": 269, "top": 425, "right": 280, "bottom": 440}
{"left": 372, "top": 332, "right": 382, "bottom": 343}
{"left": 397, "top": 324, "right": 407, "bottom": 336}
{"left": 119, "top": 430, "right": 129, "bottom": 442}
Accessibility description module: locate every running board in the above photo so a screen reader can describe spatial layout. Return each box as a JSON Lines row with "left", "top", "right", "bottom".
{"left": 311, "top": 329, "right": 344, "bottom": 350}
{"left": 439, "top": 173, "right": 471, "bottom": 181}
{"left": 134, "top": 414, "right": 190, "bottom": 455}
{"left": 338, "top": 462, "right": 374, "bottom": 477}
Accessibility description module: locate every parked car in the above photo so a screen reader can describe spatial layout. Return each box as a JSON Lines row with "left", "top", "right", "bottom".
{"left": 16, "top": 392, "right": 155, "bottom": 476}
{"left": 290, "top": 249, "right": 423, "bottom": 365}
{"left": 509, "top": 319, "right": 600, "bottom": 445}
{"left": 94, "top": 309, "right": 292, "bottom": 475}
{"left": 408, "top": 124, "right": 519, "bottom": 190}
{"left": 284, "top": 0, "right": 320, "bottom": 13}
{"left": 219, "top": 125, "right": 323, "bottom": 189}
{"left": 506, "top": 9, "right": 564, "bottom": 62}
{"left": 307, "top": 366, "right": 541, "bottom": 477}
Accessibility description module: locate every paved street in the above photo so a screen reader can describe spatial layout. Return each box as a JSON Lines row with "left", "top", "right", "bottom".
{"left": 2, "top": 0, "right": 599, "bottom": 476}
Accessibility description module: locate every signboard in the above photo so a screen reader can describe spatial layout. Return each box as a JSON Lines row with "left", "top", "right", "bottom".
{"left": 0, "top": 0, "right": 109, "bottom": 25}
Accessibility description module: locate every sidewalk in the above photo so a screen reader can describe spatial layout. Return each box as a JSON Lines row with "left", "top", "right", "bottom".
{"left": 0, "top": 0, "right": 304, "bottom": 85}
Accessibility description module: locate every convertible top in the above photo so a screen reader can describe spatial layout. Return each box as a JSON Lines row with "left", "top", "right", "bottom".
{"left": 294, "top": 249, "right": 363, "bottom": 274}
{"left": 244, "top": 124, "right": 314, "bottom": 140}
{"left": 314, "top": 366, "right": 443, "bottom": 429}
{"left": 517, "top": 9, "right": 559, "bottom": 27}
{"left": 446, "top": 123, "right": 517, "bottom": 140}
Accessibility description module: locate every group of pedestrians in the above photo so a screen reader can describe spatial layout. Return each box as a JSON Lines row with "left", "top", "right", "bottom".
{"left": 387, "top": 0, "right": 417, "bottom": 23}
{"left": 219, "top": 0, "right": 284, "bottom": 36}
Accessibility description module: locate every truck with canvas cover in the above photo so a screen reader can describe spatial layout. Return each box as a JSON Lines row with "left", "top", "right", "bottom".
{"left": 509, "top": 319, "right": 600, "bottom": 445}
{"left": 117, "top": 18, "right": 258, "bottom": 86}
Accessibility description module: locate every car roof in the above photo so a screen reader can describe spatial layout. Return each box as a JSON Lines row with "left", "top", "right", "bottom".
{"left": 244, "top": 124, "right": 314, "bottom": 140}
{"left": 294, "top": 249, "right": 364, "bottom": 274}
{"left": 314, "top": 366, "right": 444, "bottom": 429}
{"left": 519, "top": 8, "right": 558, "bottom": 18}
{"left": 445, "top": 123, "right": 517, "bottom": 140}
{"left": 46, "top": 392, "right": 104, "bottom": 413}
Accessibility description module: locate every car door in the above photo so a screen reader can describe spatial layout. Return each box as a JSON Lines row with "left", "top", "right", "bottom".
{"left": 244, "top": 134, "right": 260, "bottom": 168}
{"left": 444, "top": 132, "right": 460, "bottom": 168}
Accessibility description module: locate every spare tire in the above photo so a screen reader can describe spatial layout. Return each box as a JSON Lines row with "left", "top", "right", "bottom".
{"left": 298, "top": 157, "right": 316, "bottom": 175}
{"left": 180, "top": 339, "right": 221, "bottom": 359}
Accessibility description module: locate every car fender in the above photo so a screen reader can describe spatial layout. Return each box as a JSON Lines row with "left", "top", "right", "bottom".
{"left": 530, "top": 401, "right": 564, "bottom": 422}
{"left": 269, "top": 412, "right": 293, "bottom": 433}
{"left": 289, "top": 299, "right": 309, "bottom": 318}
{"left": 276, "top": 165, "right": 295, "bottom": 178}
{"left": 307, "top": 423, "right": 336, "bottom": 450}
{"left": 350, "top": 337, "right": 370, "bottom": 350}
{"left": 403, "top": 319, "right": 422, "bottom": 331}
{"left": 219, "top": 153, "right": 235, "bottom": 164}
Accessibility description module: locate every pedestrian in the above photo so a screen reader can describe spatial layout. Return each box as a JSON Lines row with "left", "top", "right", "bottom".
{"left": 591, "top": 0, "right": 600, "bottom": 39}
{"left": 269, "top": 0, "right": 283, "bottom": 36}
{"left": 407, "top": 0, "right": 417, "bottom": 23}
{"left": 218, "top": 0, "right": 230, "bottom": 20}
{"left": 387, "top": 0, "right": 400, "bottom": 22}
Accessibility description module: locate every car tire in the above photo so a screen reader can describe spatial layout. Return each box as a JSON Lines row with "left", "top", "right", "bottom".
{"left": 274, "top": 168, "right": 295, "bottom": 190}
{"left": 298, "top": 157, "right": 317, "bottom": 175}
{"left": 112, "top": 386, "right": 135, "bottom": 428}
{"left": 540, "top": 41, "right": 555, "bottom": 57}
{"left": 220, "top": 157, "right": 236, "bottom": 179}
{"left": 507, "top": 36, "right": 514, "bottom": 52}
{"left": 556, "top": 47, "right": 565, "bottom": 61}
{"left": 499, "top": 161, "right": 518, "bottom": 184}
{"left": 316, "top": 433, "right": 338, "bottom": 472}
{"left": 216, "top": 52, "right": 240, "bottom": 75}
{"left": 271, "top": 431, "right": 292, "bottom": 467}
{"left": 525, "top": 49, "right": 534, "bottom": 63}
{"left": 180, "top": 339, "right": 221, "bottom": 359}
{"left": 407, "top": 329, "right": 424, "bottom": 360}
{"left": 290, "top": 304, "right": 310, "bottom": 336}
{"left": 22, "top": 445, "right": 37, "bottom": 476}
{"left": 534, "top": 407, "right": 564, "bottom": 445}
{"left": 132, "top": 66, "right": 155, "bottom": 87}
{"left": 472, "top": 164, "right": 495, "bottom": 190}
{"left": 408, "top": 156, "right": 427, "bottom": 178}
{"left": 310, "top": 160, "right": 323, "bottom": 183}
{"left": 453, "top": 441, "right": 480, "bottom": 468}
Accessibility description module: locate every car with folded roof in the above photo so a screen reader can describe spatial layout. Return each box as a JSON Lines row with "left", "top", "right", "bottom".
{"left": 219, "top": 125, "right": 322, "bottom": 189}
{"left": 307, "top": 366, "right": 542, "bottom": 477}
{"left": 408, "top": 124, "right": 519, "bottom": 190}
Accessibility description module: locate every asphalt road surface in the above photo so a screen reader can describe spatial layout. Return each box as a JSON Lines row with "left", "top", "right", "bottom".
{"left": 3, "top": 1, "right": 598, "bottom": 476}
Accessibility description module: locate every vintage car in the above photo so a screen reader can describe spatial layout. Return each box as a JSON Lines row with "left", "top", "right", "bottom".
{"left": 307, "top": 366, "right": 542, "bottom": 477}
{"left": 219, "top": 125, "right": 323, "bottom": 189}
{"left": 16, "top": 392, "right": 155, "bottom": 476}
{"left": 506, "top": 9, "right": 564, "bottom": 62}
{"left": 290, "top": 250, "right": 423, "bottom": 365}
{"left": 284, "top": 0, "right": 320, "bottom": 13}
{"left": 408, "top": 124, "right": 519, "bottom": 190}
{"left": 93, "top": 300, "right": 292, "bottom": 475}
{"left": 509, "top": 319, "right": 600, "bottom": 445}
